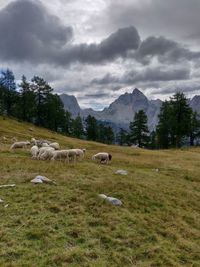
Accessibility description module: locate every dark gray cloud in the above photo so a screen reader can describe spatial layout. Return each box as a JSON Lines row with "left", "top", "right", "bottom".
{"left": 0, "top": 0, "right": 73, "bottom": 62}
{"left": 91, "top": 66, "right": 190, "bottom": 86}
{"left": 136, "top": 36, "right": 200, "bottom": 64}
{"left": 53, "top": 26, "right": 140, "bottom": 65}
{"left": 103, "top": 0, "right": 200, "bottom": 45}
{"left": 0, "top": 0, "right": 140, "bottom": 65}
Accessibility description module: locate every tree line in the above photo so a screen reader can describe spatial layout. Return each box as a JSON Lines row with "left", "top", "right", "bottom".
{"left": 1, "top": 69, "right": 200, "bottom": 148}
{"left": 0, "top": 69, "right": 115, "bottom": 144}
{"left": 117, "top": 92, "right": 200, "bottom": 148}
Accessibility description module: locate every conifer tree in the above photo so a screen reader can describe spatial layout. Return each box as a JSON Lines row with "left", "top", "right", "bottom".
{"left": 129, "top": 110, "right": 149, "bottom": 147}
{"left": 18, "top": 75, "right": 35, "bottom": 122}
{"left": 170, "top": 92, "right": 192, "bottom": 147}
{"left": 0, "top": 69, "right": 17, "bottom": 116}
{"left": 72, "top": 115, "right": 84, "bottom": 138}
{"left": 31, "top": 76, "right": 53, "bottom": 126}
{"left": 85, "top": 115, "right": 99, "bottom": 141}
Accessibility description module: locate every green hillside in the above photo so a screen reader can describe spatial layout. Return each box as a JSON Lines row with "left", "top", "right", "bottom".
{"left": 0, "top": 116, "right": 199, "bottom": 267}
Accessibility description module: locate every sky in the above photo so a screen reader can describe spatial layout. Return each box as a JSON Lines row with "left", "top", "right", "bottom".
{"left": 0, "top": 0, "right": 200, "bottom": 110}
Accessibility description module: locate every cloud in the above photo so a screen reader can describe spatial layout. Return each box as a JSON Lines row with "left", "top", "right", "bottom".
{"left": 0, "top": 0, "right": 140, "bottom": 65}
{"left": 135, "top": 36, "right": 200, "bottom": 64}
{"left": 0, "top": 0, "right": 73, "bottom": 62}
{"left": 91, "top": 66, "right": 191, "bottom": 86}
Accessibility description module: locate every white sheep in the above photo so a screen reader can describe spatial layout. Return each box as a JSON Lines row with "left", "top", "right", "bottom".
{"left": 30, "top": 145, "right": 39, "bottom": 159}
{"left": 71, "top": 149, "right": 86, "bottom": 160}
{"left": 49, "top": 142, "right": 60, "bottom": 150}
{"left": 37, "top": 147, "right": 55, "bottom": 160}
{"left": 42, "top": 143, "right": 50, "bottom": 147}
{"left": 40, "top": 149, "right": 55, "bottom": 160}
{"left": 92, "top": 152, "right": 112, "bottom": 164}
{"left": 31, "top": 138, "right": 51, "bottom": 147}
{"left": 51, "top": 150, "right": 70, "bottom": 162}
{"left": 10, "top": 141, "right": 31, "bottom": 150}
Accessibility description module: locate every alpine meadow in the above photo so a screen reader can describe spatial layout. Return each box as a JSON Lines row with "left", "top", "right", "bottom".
{"left": 0, "top": 117, "right": 200, "bottom": 267}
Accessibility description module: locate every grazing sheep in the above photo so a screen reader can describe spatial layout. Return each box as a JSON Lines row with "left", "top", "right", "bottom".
{"left": 49, "top": 142, "right": 60, "bottom": 150}
{"left": 71, "top": 148, "right": 86, "bottom": 160}
{"left": 10, "top": 141, "right": 31, "bottom": 150}
{"left": 42, "top": 142, "right": 50, "bottom": 147}
{"left": 40, "top": 149, "right": 55, "bottom": 160}
{"left": 92, "top": 152, "right": 112, "bottom": 164}
{"left": 30, "top": 145, "right": 39, "bottom": 159}
{"left": 31, "top": 138, "right": 51, "bottom": 147}
{"left": 37, "top": 147, "right": 55, "bottom": 160}
{"left": 51, "top": 150, "right": 70, "bottom": 162}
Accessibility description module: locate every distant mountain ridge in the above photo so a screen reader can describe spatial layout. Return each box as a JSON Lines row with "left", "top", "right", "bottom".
{"left": 60, "top": 89, "right": 200, "bottom": 131}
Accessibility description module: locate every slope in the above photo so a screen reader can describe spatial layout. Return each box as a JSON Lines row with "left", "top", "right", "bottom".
{"left": 0, "top": 117, "right": 199, "bottom": 267}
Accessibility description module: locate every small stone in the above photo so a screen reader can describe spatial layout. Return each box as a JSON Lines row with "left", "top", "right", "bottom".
{"left": 98, "top": 194, "right": 122, "bottom": 206}
{"left": 0, "top": 199, "right": 4, "bottom": 203}
{"left": 31, "top": 178, "right": 43, "bottom": 184}
{"left": 35, "top": 175, "right": 52, "bottom": 183}
{"left": 115, "top": 170, "right": 128, "bottom": 175}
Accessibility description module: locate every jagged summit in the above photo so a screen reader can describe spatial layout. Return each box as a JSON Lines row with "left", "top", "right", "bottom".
{"left": 60, "top": 94, "right": 81, "bottom": 117}
{"left": 60, "top": 90, "right": 200, "bottom": 131}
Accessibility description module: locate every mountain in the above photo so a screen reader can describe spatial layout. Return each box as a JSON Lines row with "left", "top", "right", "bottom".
{"left": 81, "top": 89, "right": 162, "bottom": 130}
{"left": 60, "top": 89, "right": 200, "bottom": 131}
{"left": 190, "top": 95, "right": 200, "bottom": 114}
{"left": 60, "top": 94, "right": 81, "bottom": 117}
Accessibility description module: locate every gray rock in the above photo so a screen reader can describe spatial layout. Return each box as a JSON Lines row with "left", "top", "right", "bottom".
{"left": 115, "top": 170, "right": 128, "bottom": 175}
{"left": 98, "top": 194, "right": 122, "bottom": 206}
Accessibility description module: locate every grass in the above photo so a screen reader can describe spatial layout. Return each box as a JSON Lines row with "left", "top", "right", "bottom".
{"left": 0, "top": 116, "right": 200, "bottom": 267}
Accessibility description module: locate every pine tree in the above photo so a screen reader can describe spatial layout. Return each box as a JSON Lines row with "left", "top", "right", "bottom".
{"left": 117, "top": 128, "right": 129, "bottom": 145}
{"left": 0, "top": 69, "right": 17, "bottom": 116}
{"left": 129, "top": 110, "right": 149, "bottom": 147}
{"left": 45, "top": 94, "right": 66, "bottom": 132}
{"left": 85, "top": 115, "right": 99, "bottom": 141}
{"left": 72, "top": 115, "right": 84, "bottom": 138}
{"left": 156, "top": 101, "right": 173, "bottom": 149}
{"left": 31, "top": 76, "right": 53, "bottom": 126}
{"left": 170, "top": 92, "right": 192, "bottom": 147}
{"left": 18, "top": 75, "right": 35, "bottom": 122}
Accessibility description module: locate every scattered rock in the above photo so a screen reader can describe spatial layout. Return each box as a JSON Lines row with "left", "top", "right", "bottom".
{"left": 98, "top": 194, "right": 122, "bottom": 206}
{"left": 0, "top": 184, "right": 16, "bottom": 188}
{"left": 4, "top": 204, "right": 9, "bottom": 208}
{"left": 115, "top": 170, "right": 128, "bottom": 175}
{"left": 0, "top": 199, "right": 4, "bottom": 203}
{"left": 31, "top": 177, "right": 43, "bottom": 184}
{"left": 31, "top": 175, "right": 56, "bottom": 184}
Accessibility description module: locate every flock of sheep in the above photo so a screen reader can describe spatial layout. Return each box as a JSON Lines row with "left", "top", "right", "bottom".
{"left": 8, "top": 138, "right": 112, "bottom": 164}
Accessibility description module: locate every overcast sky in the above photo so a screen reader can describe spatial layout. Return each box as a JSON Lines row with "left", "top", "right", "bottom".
{"left": 0, "top": 0, "right": 200, "bottom": 110}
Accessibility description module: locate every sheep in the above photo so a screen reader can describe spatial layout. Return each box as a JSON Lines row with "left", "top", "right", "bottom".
{"left": 70, "top": 148, "right": 86, "bottom": 160}
{"left": 42, "top": 142, "right": 50, "bottom": 147}
{"left": 31, "top": 138, "right": 51, "bottom": 147}
{"left": 37, "top": 147, "right": 55, "bottom": 160}
{"left": 10, "top": 141, "right": 31, "bottom": 150}
{"left": 51, "top": 150, "right": 70, "bottom": 162}
{"left": 51, "top": 149, "right": 77, "bottom": 163}
{"left": 40, "top": 149, "right": 55, "bottom": 160}
{"left": 92, "top": 152, "right": 112, "bottom": 164}
{"left": 30, "top": 145, "right": 39, "bottom": 159}
{"left": 49, "top": 142, "right": 60, "bottom": 150}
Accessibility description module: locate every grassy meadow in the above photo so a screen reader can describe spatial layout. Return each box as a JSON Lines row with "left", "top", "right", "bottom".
{"left": 0, "top": 116, "right": 199, "bottom": 267}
